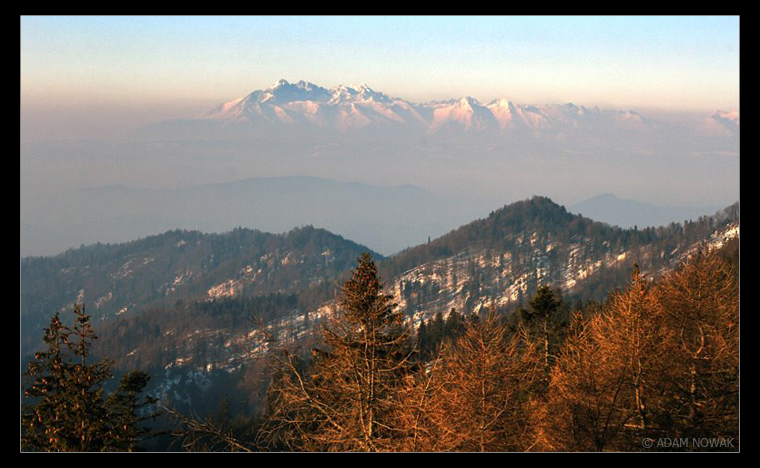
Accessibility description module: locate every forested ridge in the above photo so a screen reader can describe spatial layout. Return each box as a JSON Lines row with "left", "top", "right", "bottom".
{"left": 20, "top": 225, "right": 380, "bottom": 361}
{"left": 21, "top": 240, "right": 738, "bottom": 451}
{"left": 20, "top": 198, "right": 739, "bottom": 451}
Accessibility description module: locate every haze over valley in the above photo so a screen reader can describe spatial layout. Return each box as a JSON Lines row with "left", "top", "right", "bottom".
{"left": 21, "top": 79, "right": 738, "bottom": 257}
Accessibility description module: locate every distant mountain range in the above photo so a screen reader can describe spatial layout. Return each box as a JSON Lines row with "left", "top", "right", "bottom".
{"left": 137, "top": 79, "right": 739, "bottom": 142}
{"left": 569, "top": 194, "right": 723, "bottom": 229}
{"left": 22, "top": 174, "right": 726, "bottom": 259}
{"left": 20, "top": 176, "right": 475, "bottom": 257}
{"left": 22, "top": 81, "right": 739, "bottom": 261}
{"left": 699, "top": 110, "right": 740, "bottom": 137}
{"left": 20, "top": 175, "right": 734, "bottom": 259}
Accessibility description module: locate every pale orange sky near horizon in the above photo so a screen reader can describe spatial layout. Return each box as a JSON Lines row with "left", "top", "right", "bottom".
{"left": 21, "top": 16, "right": 740, "bottom": 140}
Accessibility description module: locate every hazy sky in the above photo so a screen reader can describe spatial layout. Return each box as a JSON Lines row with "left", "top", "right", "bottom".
{"left": 21, "top": 16, "right": 739, "bottom": 139}
{"left": 20, "top": 16, "right": 740, "bottom": 256}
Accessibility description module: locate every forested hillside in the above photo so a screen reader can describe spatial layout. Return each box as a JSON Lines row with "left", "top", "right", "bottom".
{"left": 154, "top": 246, "right": 741, "bottom": 451}
{"left": 20, "top": 226, "right": 381, "bottom": 360}
{"left": 20, "top": 197, "right": 739, "bottom": 451}
{"left": 382, "top": 197, "right": 739, "bottom": 321}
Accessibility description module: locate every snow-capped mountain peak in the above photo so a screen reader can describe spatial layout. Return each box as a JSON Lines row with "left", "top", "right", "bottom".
{"left": 260, "top": 79, "right": 331, "bottom": 105}
{"left": 272, "top": 78, "right": 289, "bottom": 88}
{"left": 458, "top": 96, "right": 479, "bottom": 107}
{"left": 428, "top": 96, "right": 500, "bottom": 132}
{"left": 697, "top": 109, "right": 740, "bottom": 137}
{"left": 486, "top": 98, "right": 519, "bottom": 129}
{"left": 712, "top": 110, "right": 740, "bottom": 124}
{"left": 185, "top": 80, "right": 739, "bottom": 139}
{"left": 329, "top": 83, "right": 392, "bottom": 104}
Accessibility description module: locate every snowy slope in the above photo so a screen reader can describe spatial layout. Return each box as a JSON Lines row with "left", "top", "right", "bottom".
{"left": 136, "top": 79, "right": 737, "bottom": 145}
{"left": 189, "top": 79, "right": 685, "bottom": 136}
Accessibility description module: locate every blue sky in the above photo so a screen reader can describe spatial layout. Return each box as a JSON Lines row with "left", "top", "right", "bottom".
{"left": 21, "top": 16, "right": 740, "bottom": 129}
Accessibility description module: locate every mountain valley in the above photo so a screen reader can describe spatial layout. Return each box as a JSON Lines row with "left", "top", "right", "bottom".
{"left": 20, "top": 196, "right": 740, "bottom": 422}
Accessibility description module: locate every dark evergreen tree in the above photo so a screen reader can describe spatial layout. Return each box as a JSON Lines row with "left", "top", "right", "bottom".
{"left": 21, "top": 305, "right": 158, "bottom": 452}
{"left": 523, "top": 285, "right": 563, "bottom": 381}
{"left": 416, "top": 319, "right": 429, "bottom": 359}
{"left": 21, "top": 311, "right": 75, "bottom": 451}
{"left": 104, "top": 370, "right": 161, "bottom": 451}
{"left": 21, "top": 306, "right": 112, "bottom": 451}
{"left": 429, "top": 311, "right": 445, "bottom": 348}
{"left": 443, "top": 308, "right": 467, "bottom": 340}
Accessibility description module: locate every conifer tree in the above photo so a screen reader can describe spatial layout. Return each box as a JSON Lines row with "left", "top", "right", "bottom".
{"left": 523, "top": 285, "right": 563, "bottom": 382}
{"left": 443, "top": 308, "right": 467, "bottom": 340}
{"left": 104, "top": 370, "right": 160, "bottom": 451}
{"left": 21, "top": 306, "right": 112, "bottom": 451}
{"left": 262, "top": 252, "right": 412, "bottom": 451}
{"left": 416, "top": 319, "right": 429, "bottom": 359}
{"left": 67, "top": 305, "right": 114, "bottom": 450}
{"left": 21, "top": 305, "right": 158, "bottom": 452}
{"left": 21, "top": 311, "right": 74, "bottom": 451}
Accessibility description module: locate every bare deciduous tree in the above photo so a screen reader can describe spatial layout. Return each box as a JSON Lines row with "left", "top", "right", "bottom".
{"left": 653, "top": 252, "right": 739, "bottom": 447}
{"left": 404, "top": 312, "right": 542, "bottom": 451}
